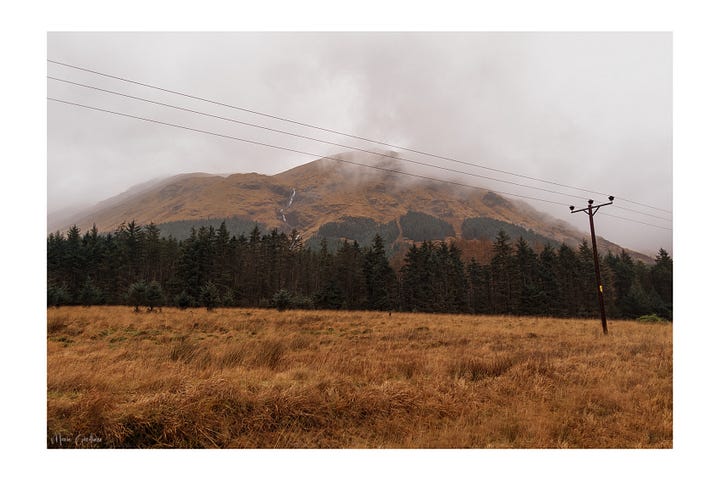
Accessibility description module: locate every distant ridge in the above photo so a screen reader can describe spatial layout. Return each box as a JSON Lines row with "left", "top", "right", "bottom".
{"left": 49, "top": 152, "right": 653, "bottom": 262}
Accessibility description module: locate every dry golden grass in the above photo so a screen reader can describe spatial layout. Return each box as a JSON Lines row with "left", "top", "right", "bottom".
{"left": 47, "top": 306, "right": 672, "bottom": 448}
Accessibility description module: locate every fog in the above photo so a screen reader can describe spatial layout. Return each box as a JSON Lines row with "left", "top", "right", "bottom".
{"left": 47, "top": 32, "right": 672, "bottom": 255}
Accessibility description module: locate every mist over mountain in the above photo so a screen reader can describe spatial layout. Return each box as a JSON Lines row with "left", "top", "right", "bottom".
{"left": 48, "top": 152, "right": 653, "bottom": 263}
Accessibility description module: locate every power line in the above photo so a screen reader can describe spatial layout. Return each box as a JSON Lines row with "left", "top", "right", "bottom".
{"left": 48, "top": 96, "right": 673, "bottom": 233}
{"left": 47, "top": 75, "right": 673, "bottom": 222}
{"left": 47, "top": 75, "right": 594, "bottom": 204}
{"left": 47, "top": 96, "right": 571, "bottom": 208}
{"left": 598, "top": 212, "right": 672, "bottom": 231}
{"left": 47, "top": 58, "right": 673, "bottom": 216}
{"left": 612, "top": 205, "right": 672, "bottom": 222}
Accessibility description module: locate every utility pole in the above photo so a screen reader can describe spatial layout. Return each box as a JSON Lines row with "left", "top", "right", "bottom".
{"left": 570, "top": 196, "right": 614, "bottom": 335}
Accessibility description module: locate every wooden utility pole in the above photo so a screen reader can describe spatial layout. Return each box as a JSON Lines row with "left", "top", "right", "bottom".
{"left": 570, "top": 197, "right": 614, "bottom": 335}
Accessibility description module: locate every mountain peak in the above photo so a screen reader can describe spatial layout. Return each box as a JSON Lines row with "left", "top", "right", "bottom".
{"left": 48, "top": 154, "right": 652, "bottom": 263}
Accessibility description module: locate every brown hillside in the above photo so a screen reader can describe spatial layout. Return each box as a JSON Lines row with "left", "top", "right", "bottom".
{"left": 55, "top": 152, "right": 651, "bottom": 262}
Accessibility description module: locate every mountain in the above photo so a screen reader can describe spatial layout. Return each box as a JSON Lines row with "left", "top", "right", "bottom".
{"left": 46, "top": 174, "right": 215, "bottom": 233}
{"left": 49, "top": 152, "right": 652, "bottom": 262}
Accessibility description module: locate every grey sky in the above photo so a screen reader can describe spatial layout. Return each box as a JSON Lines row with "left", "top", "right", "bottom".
{"left": 47, "top": 32, "right": 672, "bottom": 255}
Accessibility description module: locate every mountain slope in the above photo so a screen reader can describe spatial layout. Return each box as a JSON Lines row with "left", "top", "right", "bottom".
{"left": 51, "top": 152, "right": 651, "bottom": 262}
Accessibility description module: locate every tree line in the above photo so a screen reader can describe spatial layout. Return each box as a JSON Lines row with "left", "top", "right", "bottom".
{"left": 47, "top": 221, "right": 672, "bottom": 319}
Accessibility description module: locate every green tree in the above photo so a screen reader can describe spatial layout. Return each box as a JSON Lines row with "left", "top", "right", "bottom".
{"left": 623, "top": 279, "right": 654, "bottom": 317}
{"left": 489, "top": 230, "right": 514, "bottom": 314}
{"left": 47, "top": 283, "right": 70, "bottom": 308}
{"left": 334, "top": 240, "right": 367, "bottom": 309}
{"left": 273, "top": 289, "right": 292, "bottom": 311}
{"left": 79, "top": 277, "right": 104, "bottom": 306}
{"left": 200, "top": 281, "right": 221, "bottom": 311}
{"left": 514, "top": 237, "right": 541, "bottom": 315}
{"left": 429, "top": 242, "right": 467, "bottom": 313}
{"left": 364, "top": 234, "right": 398, "bottom": 311}
{"left": 314, "top": 278, "right": 344, "bottom": 310}
{"left": 127, "top": 281, "right": 148, "bottom": 313}
{"left": 145, "top": 280, "right": 164, "bottom": 311}
{"left": 115, "top": 221, "right": 145, "bottom": 291}
{"left": 577, "top": 240, "right": 598, "bottom": 317}
{"left": 174, "top": 227, "right": 215, "bottom": 301}
{"left": 400, "top": 243, "right": 430, "bottom": 311}
{"left": 175, "top": 290, "right": 194, "bottom": 310}
{"left": 650, "top": 248, "right": 673, "bottom": 320}
{"left": 556, "top": 243, "right": 580, "bottom": 317}
{"left": 607, "top": 250, "right": 636, "bottom": 318}
{"left": 467, "top": 258, "right": 490, "bottom": 314}
{"left": 537, "top": 244, "right": 560, "bottom": 316}
{"left": 63, "top": 225, "right": 84, "bottom": 303}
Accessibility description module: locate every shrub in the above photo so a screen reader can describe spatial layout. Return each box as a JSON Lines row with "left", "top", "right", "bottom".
{"left": 200, "top": 282, "right": 221, "bottom": 311}
{"left": 272, "top": 289, "right": 292, "bottom": 311}
{"left": 145, "top": 281, "right": 164, "bottom": 311}
{"left": 291, "top": 295, "right": 314, "bottom": 310}
{"left": 175, "top": 290, "right": 194, "bottom": 310}
{"left": 47, "top": 284, "right": 70, "bottom": 308}
{"left": 79, "top": 278, "right": 104, "bottom": 306}
{"left": 127, "top": 281, "right": 148, "bottom": 313}
{"left": 222, "top": 290, "right": 235, "bottom": 308}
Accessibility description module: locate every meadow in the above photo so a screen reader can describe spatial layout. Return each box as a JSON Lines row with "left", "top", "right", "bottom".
{"left": 47, "top": 306, "right": 672, "bottom": 448}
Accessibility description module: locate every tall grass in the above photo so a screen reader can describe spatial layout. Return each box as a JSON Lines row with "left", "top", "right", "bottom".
{"left": 47, "top": 307, "right": 672, "bottom": 448}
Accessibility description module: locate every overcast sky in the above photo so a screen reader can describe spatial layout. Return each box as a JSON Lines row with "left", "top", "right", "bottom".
{"left": 47, "top": 32, "right": 672, "bottom": 255}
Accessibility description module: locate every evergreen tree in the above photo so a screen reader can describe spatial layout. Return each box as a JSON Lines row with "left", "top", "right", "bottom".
{"left": 313, "top": 278, "right": 344, "bottom": 309}
{"left": 47, "top": 283, "right": 70, "bottom": 308}
{"left": 599, "top": 255, "right": 617, "bottom": 318}
{"left": 45, "top": 219, "right": 672, "bottom": 319}
{"left": 141, "top": 223, "right": 162, "bottom": 281}
{"left": 467, "top": 258, "right": 490, "bottom": 314}
{"left": 63, "top": 225, "right": 84, "bottom": 302}
{"left": 650, "top": 248, "right": 673, "bottom": 320}
{"left": 200, "top": 281, "right": 221, "bottom": 311}
{"left": 556, "top": 243, "right": 580, "bottom": 316}
{"left": 428, "top": 242, "right": 467, "bottom": 312}
{"left": 245, "top": 225, "right": 263, "bottom": 304}
{"left": 213, "top": 221, "right": 232, "bottom": 284}
{"left": 127, "top": 281, "right": 148, "bottom": 313}
{"left": 364, "top": 234, "right": 398, "bottom": 311}
{"left": 537, "top": 244, "right": 560, "bottom": 316}
{"left": 489, "top": 230, "right": 514, "bottom": 314}
{"left": 576, "top": 240, "right": 598, "bottom": 317}
{"left": 175, "top": 290, "right": 194, "bottom": 309}
{"left": 78, "top": 277, "right": 104, "bottom": 306}
{"left": 115, "top": 221, "right": 144, "bottom": 289}
{"left": 273, "top": 289, "right": 292, "bottom": 311}
{"left": 607, "top": 250, "right": 636, "bottom": 318}
{"left": 400, "top": 242, "right": 431, "bottom": 312}
{"left": 145, "top": 280, "right": 164, "bottom": 311}
{"left": 47, "top": 231, "right": 65, "bottom": 288}
{"left": 334, "top": 240, "right": 367, "bottom": 309}
{"left": 514, "top": 237, "right": 541, "bottom": 315}
{"left": 221, "top": 288, "right": 236, "bottom": 308}
{"left": 400, "top": 241, "right": 467, "bottom": 313}
{"left": 623, "top": 279, "right": 654, "bottom": 317}
{"left": 81, "top": 225, "right": 103, "bottom": 277}
{"left": 99, "top": 232, "right": 123, "bottom": 304}
{"left": 175, "top": 227, "right": 215, "bottom": 301}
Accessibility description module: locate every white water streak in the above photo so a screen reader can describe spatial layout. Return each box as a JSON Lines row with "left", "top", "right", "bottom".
{"left": 287, "top": 188, "right": 296, "bottom": 208}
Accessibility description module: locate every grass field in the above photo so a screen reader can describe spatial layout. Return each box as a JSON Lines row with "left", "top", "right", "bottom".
{"left": 47, "top": 306, "right": 672, "bottom": 448}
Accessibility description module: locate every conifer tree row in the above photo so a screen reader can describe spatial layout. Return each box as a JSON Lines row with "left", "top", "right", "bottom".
{"left": 47, "top": 222, "right": 672, "bottom": 319}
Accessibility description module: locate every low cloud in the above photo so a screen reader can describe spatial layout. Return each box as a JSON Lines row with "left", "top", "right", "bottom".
{"left": 47, "top": 32, "right": 672, "bottom": 255}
